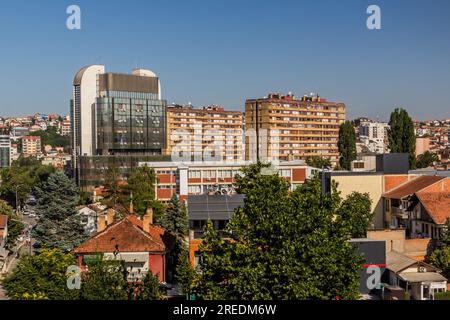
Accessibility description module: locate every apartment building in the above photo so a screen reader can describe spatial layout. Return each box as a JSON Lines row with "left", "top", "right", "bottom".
{"left": 358, "top": 121, "right": 390, "bottom": 154}
{"left": 138, "top": 160, "right": 314, "bottom": 203}
{"left": 22, "top": 136, "right": 41, "bottom": 157}
{"left": 166, "top": 105, "right": 244, "bottom": 162}
{"left": 245, "top": 93, "right": 346, "bottom": 166}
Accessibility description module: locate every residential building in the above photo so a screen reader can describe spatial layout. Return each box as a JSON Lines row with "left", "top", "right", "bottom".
{"left": 22, "top": 136, "right": 41, "bottom": 157}
{"left": 73, "top": 210, "right": 175, "bottom": 283}
{"left": 383, "top": 175, "right": 448, "bottom": 234}
{"left": 0, "top": 128, "right": 11, "bottom": 168}
{"left": 166, "top": 104, "right": 244, "bottom": 162}
{"left": 416, "top": 137, "right": 431, "bottom": 156}
{"left": 245, "top": 93, "right": 346, "bottom": 166}
{"left": 60, "top": 118, "right": 71, "bottom": 136}
{"left": 10, "top": 126, "right": 29, "bottom": 140}
{"left": 71, "top": 65, "right": 167, "bottom": 188}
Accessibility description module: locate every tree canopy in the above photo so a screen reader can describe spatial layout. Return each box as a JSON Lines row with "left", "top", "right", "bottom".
{"left": 305, "top": 156, "right": 332, "bottom": 169}
{"left": 32, "top": 172, "right": 87, "bottom": 251}
{"left": 416, "top": 151, "right": 439, "bottom": 169}
{"left": 192, "top": 162, "right": 364, "bottom": 300}
{"left": 388, "top": 108, "right": 416, "bottom": 169}
{"left": 338, "top": 121, "right": 357, "bottom": 171}
{"left": 0, "top": 200, "right": 25, "bottom": 247}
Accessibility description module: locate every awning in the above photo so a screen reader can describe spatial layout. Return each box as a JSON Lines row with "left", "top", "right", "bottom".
{"left": 399, "top": 272, "right": 447, "bottom": 283}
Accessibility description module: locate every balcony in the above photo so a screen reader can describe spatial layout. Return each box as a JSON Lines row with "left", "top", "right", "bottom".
{"left": 391, "top": 207, "right": 409, "bottom": 220}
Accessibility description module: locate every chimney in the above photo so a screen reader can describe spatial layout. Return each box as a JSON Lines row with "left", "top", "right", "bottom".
{"left": 129, "top": 199, "right": 134, "bottom": 215}
{"left": 106, "top": 209, "right": 114, "bottom": 225}
{"left": 97, "top": 215, "right": 106, "bottom": 232}
{"left": 143, "top": 207, "right": 153, "bottom": 234}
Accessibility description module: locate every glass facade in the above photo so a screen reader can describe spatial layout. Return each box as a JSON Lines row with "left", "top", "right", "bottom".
{"left": 96, "top": 95, "right": 166, "bottom": 154}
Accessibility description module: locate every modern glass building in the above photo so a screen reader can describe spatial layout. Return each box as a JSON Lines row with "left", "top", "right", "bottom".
{"left": 71, "top": 66, "right": 168, "bottom": 189}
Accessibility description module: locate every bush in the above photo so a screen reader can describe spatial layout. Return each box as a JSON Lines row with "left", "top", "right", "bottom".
{"left": 434, "top": 291, "right": 450, "bottom": 300}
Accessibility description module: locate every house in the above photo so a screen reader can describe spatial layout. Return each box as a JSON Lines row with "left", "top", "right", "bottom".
{"left": 0, "top": 215, "right": 8, "bottom": 268}
{"left": 382, "top": 175, "right": 446, "bottom": 231}
{"left": 383, "top": 176, "right": 450, "bottom": 239}
{"left": 385, "top": 251, "right": 447, "bottom": 300}
{"left": 73, "top": 209, "right": 175, "bottom": 283}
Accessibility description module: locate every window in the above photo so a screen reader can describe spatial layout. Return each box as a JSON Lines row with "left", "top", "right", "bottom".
{"left": 188, "top": 170, "right": 201, "bottom": 179}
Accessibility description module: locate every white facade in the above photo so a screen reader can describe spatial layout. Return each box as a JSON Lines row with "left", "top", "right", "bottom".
{"left": 359, "top": 122, "right": 390, "bottom": 154}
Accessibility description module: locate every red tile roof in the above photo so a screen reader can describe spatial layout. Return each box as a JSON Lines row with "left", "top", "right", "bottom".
{"left": 416, "top": 192, "right": 450, "bottom": 225}
{"left": 0, "top": 215, "right": 7, "bottom": 229}
{"left": 383, "top": 176, "right": 445, "bottom": 199}
{"left": 73, "top": 215, "right": 174, "bottom": 254}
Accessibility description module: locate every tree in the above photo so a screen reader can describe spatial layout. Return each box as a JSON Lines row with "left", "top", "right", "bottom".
{"left": 123, "top": 166, "right": 159, "bottom": 218}
{"left": 337, "top": 192, "right": 373, "bottom": 238}
{"left": 0, "top": 200, "right": 25, "bottom": 247}
{"left": 439, "top": 219, "right": 450, "bottom": 247}
{"left": 388, "top": 108, "right": 416, "bottom": 169}
{"left": 175, "top": 248, "right": 195, "bottom": 298}
{"left": 80, "top": 256, "right": 162, "bottom": 300}
{"left": 29, "top": 126, "right": 70, "bottom": 152}
{"left": 32, "top": 172, "right": 88, "bottom": 251}
{"left": 160, "top": 194, "right": 189, "bottom": 243}
{"left": 427, "top": 247, "right": 450, "bottom": 280}
{"left": 80, "top": 258, "right": 129, "bottom": 300}
{"left": 416, "top": 151, "right": 439, "bottom": 169}
{"left": 306, "top": 156, "right": 332, "bottom": 169}
{"left": 101, "top": 159, "right": 123, "bottom": 208}
{"left": 192, "top": 162, "right": 363, "bottom": 300}
{"left": 1, "top": 248, "right": 80, "bottom": 300}
{"left": 338, "top": 121, "right": 357, "bottom": 171}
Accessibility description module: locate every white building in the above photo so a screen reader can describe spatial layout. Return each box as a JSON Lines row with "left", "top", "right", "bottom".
{"left": 359, "top": 122, "right": 390, "bottom": 154}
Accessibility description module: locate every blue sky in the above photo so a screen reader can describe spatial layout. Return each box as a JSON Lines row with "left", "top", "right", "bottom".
{"left": 0, "top": 0, "right": 449, "bottom": 121}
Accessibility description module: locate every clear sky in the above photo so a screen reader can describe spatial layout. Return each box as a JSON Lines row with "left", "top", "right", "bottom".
{"left": 0, "top": 0, "right": 449, "bottom": 121}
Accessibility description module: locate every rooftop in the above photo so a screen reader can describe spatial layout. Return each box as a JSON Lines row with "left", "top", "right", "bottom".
{"left": 416, "top": 192, "right": 450, "bottom": 225}
{"left": 383, "top": 176, "right": 445, "bottom": 199}
{"left": 0, "top": 215, "right": 7, "bottom": 229}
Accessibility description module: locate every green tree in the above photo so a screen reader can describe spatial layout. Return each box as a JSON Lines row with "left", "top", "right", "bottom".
{"left": 306, "top": 156, "right": 332, "bottom": 169}
{"left": 192, "top": 162, "right": 363, "bottom": 300}
{"left": 416, "top": 151, "right": 439, "bottom": 169}
{"left": 32, "top": 172, "right": 88, "bottom": 251}
{"left": 338, "top": 121, "right": 357, "bottom": 171}
{"left": 80, "top": 258, "right": 129, "bottom": 300}
{"left": 123, "top": 166, "right": 159, "bottom": 218}
{"left": 80, "top": 256, "right": 162, "bottom": 300}
{"left": 175, "top": 247, "right": 195, "bottom": 298}
{"left": 29, "top": 126, "right": 70, "bottom": 152}
{"left": 1, "top": 248, "right": 80, "bottom": 300}
{"left": 337, "top": 192, "right": 373, "bottom": 238}
{"left": 160, "top": 194, "right": 189, "bottom": 242}
{"left": 388, "top": 108, "right": 416, "bottom": 169}
{"left": 102, "top": 159, "right": 123, "bottom": 208}
{"left": 427, "top": 247, "right": 450, "bottom": 280}
{"left": 0, "top": 200, "right": 25, "bottom": 247}
{"left": 439, "top": 219, "right": 450, "bottom": 247}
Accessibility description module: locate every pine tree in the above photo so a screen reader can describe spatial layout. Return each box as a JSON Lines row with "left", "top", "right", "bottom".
{"left": 175, "top": 246, "right": 195, "bottom": 298}
{"left": 160, "top": 194, "right": 189, "bottom": 242}
{"left": 388, "top": 108, "right": 416, "bottom": 169}
{"left": 338, "top": 121, "right": 357, "bottom": 171}
{"left": 32, "top": 172, "right": 88, "bottom": 251}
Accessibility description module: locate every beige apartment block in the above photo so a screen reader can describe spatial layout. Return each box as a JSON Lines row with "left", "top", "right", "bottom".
{"left": 166, "top": 105, "right": 244, "bottom": 162}
{"left": 245, "top": 93, "right": 346, "bottom": 166}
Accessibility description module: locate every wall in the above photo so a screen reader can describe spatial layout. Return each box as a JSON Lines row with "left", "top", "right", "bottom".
{"left": 332, "top": 174, "right": 384, "bottom": 229}
{"left": 367, "top": 229, "right": 405, "bottom": 253}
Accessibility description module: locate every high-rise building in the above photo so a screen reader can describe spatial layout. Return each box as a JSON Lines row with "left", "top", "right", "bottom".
{"left": 0, "top": 128, "right": 11, "bottom": 168}
{"left": 245, "top": 93, "right": 346, "bottom": 165}
{"left": 358, "top": 121, "right": 390, "bottom": 154}
{"left": 22, "top": 136, "right": 41, "bottom": 157}
{"left": 166, "top": 105, "right": 244, "bottom": 162}
{"left": 71, "top": 66, "right": 168, "bottom": 189}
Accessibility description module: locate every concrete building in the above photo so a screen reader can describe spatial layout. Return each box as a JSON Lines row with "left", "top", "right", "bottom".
{"left": 71, "top": 65, "right": 166, "bottom": 188}
{"left": 416, "top": 137, "right": 431, "bottom": 156}
{"left": 22, "top": 136, "right": 41, "bottom": 157}
{"left": 0, "top": 128, "right": 11, "bottom": 168}
{"left": 245, "top": 93, "right": 346, "bottom": 166}
{"left": 359, "top": 122, "right": 390, "bottom": 154}
{"left": 138, "top": 160, "right": 314, "bottom": 203}
{"left": 166, "top": 105, "right": 244, "bottom": 162}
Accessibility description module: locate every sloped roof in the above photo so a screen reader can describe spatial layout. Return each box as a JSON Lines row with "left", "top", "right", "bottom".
{"left": 399, "top": 272, "right": 447, "bottom": 283}
{"left": 416, "top": 192, "right": 450, "bottom": 225}
{"left": 383, "top": 176, "right": 445, "bottom": 199}
{"left": 73, "top": 215, "right": 174, "bottom": 254}
{"left": 386, "top": 251, "right": 418, "bottom": 273}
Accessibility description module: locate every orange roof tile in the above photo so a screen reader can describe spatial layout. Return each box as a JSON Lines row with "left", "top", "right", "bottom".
{"left": 383, "top": 176, "right": 445, "bottom": 199}
{"left": 0, "top": 215, "right": 7, "bottom": 229}
{"left": 416, "top": 192, "right": 450, "bottom": 225}
{"left": 73, "top": 215, "right": 174, "bottom": 254}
